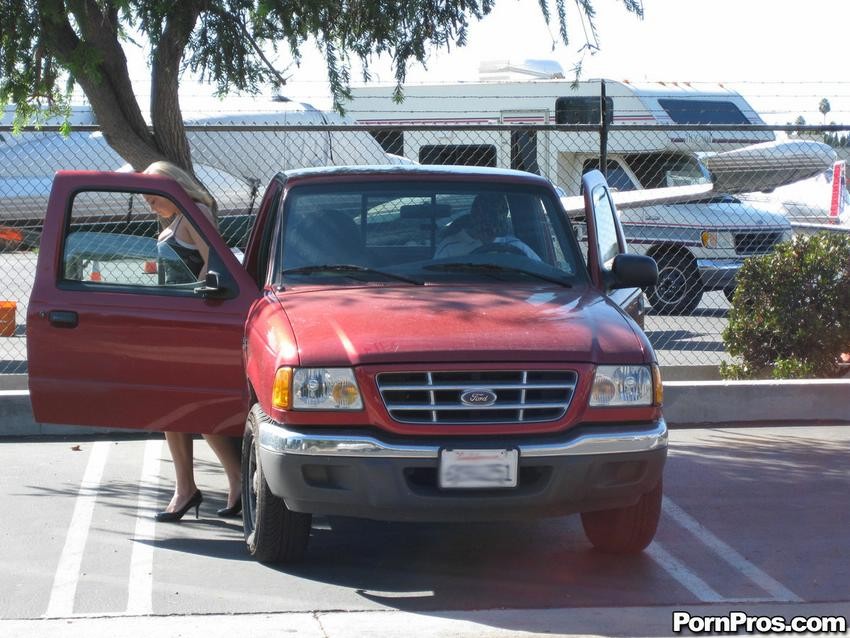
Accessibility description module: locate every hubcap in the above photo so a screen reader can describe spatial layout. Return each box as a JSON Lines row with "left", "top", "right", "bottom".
{"left": 656, "top": 266, "right": 687, "bottom": 304}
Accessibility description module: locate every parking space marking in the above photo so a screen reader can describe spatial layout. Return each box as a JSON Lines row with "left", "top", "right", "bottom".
{"left": 646, "top": 542, "right": 726, "bottom": 602}
{"left": 126, "top": 438, "right": 162, "bottom": 616}
{"left": 662, "top": 497, "right": 802, "bottom": 603}
{"left": 44, "top": 441, "right": 110, "bottom": 618}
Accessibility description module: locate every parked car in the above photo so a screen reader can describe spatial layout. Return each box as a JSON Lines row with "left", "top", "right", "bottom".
{"left": 28, "top": 165, "right": 666, "bottom": 563}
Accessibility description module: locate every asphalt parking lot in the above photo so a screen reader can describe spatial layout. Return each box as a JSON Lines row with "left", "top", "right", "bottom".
{"left": 0, "top": 425, "right": 847, "bottom": 636}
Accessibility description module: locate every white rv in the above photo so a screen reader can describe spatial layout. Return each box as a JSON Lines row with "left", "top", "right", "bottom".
{"left": 341, "top": 63, "right": 827, "bottom": 313}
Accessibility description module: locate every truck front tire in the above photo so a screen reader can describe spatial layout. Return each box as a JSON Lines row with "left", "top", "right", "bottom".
{"left": 242, "top": 404, "right": 312, "bottom": 564}
{"left": 580, "top": 480, "right": 662, "bottom": 554}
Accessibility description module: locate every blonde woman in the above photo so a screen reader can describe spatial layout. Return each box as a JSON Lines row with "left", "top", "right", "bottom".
{"left": 143, "top": 161, "right": 242, "bottom": 521}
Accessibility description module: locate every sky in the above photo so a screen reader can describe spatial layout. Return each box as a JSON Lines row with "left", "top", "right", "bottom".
{"left": 123, "top": 0, "right": 850, "bottom": 125}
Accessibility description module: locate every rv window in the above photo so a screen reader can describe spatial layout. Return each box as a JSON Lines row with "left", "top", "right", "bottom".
{"left": 370, "top": 130, "right": 404, "bottom": 156}
{"left": 582, "top": 160, "right": 636, "bottom": 192}
{"left": 555, "top": 96, "right": 613, "bottom": 125}
{"left": 419, "top": 145, "right": 497, "bottom": 167}
{"left": 624, "top": 152, "right": 711, "bottom": 189}
{"left": 511, "top": 130, "right": 540, "bottom": 174}
{"left": 658, "top": 99, "right": 749, "bottom": 125}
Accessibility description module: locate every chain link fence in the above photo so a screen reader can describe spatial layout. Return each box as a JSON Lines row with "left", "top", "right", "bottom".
{"left": 1, "top": 121, "right": 848, "bottom": 376}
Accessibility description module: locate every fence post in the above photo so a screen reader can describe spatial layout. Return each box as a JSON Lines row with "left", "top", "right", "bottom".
{"left": 599, "top": 79, "right": 609, "bottom": 179}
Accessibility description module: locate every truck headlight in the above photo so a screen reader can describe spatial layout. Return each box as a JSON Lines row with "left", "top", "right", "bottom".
{"left": 590, "top": 365, "right": 658, "bottom": 406}
{"left": 292, "top": 368, "right": 363, "bottom": 410}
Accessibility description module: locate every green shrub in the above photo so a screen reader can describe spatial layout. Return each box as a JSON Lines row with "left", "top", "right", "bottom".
{"left": 721, "top": 232, "right": 850, "bottom": 379}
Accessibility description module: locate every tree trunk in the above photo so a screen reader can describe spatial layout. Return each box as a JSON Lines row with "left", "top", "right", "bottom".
{"left": 38, "top": 0, "right": 205, "bottom": 173}
{"left": 150, "top": 3, "right": 205, "bottom": 174}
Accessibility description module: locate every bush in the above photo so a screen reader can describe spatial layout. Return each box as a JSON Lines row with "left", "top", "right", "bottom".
{"left": 721, "top": 232, "right": 850, "bottom": 379}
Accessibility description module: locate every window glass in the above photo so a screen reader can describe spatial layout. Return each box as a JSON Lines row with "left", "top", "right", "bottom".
{"left": 624, "top": 152, "right": 711, "bottom": 189}
{"left": 555, "top": 96, "right": 614, "bottom": 124}
{"left": 658, "top": 99, "right": 749, "bottom": 125}
{"left": 511, "top": 130, "right": 540, "bottom": 174}
{"left": 582, "top": 159, "right": 636, "bottom": 191}
{"left": 418, "top": 145, "right": 497, "bottom": 167}
{"left": 592, "top": 185, "right": 620, "bottom": 266}
{"left": 62, "top": 190, "right": 210, "bottom": 290}
{"left": 277, "top": 181, "right": 586, "bottom": 286}
{"left": 370, "top": 130, "right": 404, "bottom": 156}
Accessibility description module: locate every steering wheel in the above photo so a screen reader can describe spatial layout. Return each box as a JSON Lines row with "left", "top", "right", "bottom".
{"left": 471, "top": 242, "right": 527, "bottom": 257}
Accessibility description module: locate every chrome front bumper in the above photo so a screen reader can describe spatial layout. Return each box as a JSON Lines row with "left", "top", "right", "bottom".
{"left": 697, "top": 258, "right": 743, "bottom": 290}
{"left": 256, "top": 416, "right": 668, "bottom": 521}
{"left": 258, "top": 418, "right": 668, "bottom": 459}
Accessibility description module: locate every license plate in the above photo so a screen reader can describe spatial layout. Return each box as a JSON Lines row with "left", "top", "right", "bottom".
{"left": 438, "top": 449, "right": 518, "bottom": 489}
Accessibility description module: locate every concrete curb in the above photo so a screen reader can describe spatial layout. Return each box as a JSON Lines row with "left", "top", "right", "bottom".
{"left": 662, "top": 378, "right": 850, "bottom": 427}
{"left": 3, "top": 379, "right": 850, "bottom": 436}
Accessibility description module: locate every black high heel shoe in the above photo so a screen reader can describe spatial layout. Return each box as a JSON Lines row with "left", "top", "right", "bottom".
{"left": 155, "top": 490, "right": 203, "bottom": 522}
{"left": 217, "top": 496, "right": 242, "bottom": 518}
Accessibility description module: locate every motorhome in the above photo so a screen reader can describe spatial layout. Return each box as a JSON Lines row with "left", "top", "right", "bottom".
{"left": 343, "top": 60, "right": 832, "bottom": 195}
{"left": 342, "top": 61, "right": 826, "bottom": 313}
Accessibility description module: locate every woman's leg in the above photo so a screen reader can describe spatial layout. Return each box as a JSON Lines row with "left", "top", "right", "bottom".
{"left": 204, "top": 434, "right": 242, "bottom": 508}
{"left": 163, "top": 431, "right": 198, "bottom": 512}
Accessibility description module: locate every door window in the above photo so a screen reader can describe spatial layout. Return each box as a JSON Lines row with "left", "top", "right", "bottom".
{"left": 62, "top": 190, "right": 213, "bottom": 291}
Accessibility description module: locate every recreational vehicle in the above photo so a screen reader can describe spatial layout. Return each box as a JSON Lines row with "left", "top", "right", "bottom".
{"left": 342, "top": 63, "right": 823, "bottom": 313}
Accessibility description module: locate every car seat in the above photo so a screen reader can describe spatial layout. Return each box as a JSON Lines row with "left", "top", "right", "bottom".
{"left": 284, "top": 209, "right": 364, "bottom": 267}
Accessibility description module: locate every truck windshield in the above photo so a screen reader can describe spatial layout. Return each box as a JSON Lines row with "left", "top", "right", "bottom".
{"left": 624, "top": 152, "right": 712, "bottom": 189}
{"left": 276, "top": 181, "right": 586, "bottom": 287}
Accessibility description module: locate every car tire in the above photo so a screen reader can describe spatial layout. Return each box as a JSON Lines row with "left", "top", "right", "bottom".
{"left": 723, "top": 285, "right": 736, "bottom": 303}
{"left": 580, "top": 480, "right": 662, "bottom": 554}
{"left": 647, "top": 251, "right": 702, "bottom": 315}
{"left": 242, "top": 403, "right": 312, "bottom": 564}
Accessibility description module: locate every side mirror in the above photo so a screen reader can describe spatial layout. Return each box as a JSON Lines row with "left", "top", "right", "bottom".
{"left": 193, "top": 270, "right": 225, "bottom": 298}
{"left": 609, "top": 254, "right": 657, "bottom": 290}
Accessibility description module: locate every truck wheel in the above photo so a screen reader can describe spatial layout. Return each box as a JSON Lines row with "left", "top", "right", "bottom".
{"left": 580, "top": 480, "right": 662, "bottom": 554}
{"left": 242, "top": 404, "right": 312, "bottom": 564}
{"left": 647, "top": 251, "right": 702, "bottom": 315}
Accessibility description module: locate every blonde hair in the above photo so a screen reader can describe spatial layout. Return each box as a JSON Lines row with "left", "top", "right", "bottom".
{"left": 143, "top": 160, "right": 219, "bottom": 226}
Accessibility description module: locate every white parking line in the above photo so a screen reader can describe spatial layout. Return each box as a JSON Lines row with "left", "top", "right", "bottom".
{"left": 662, "top": 497, "right": 802, "bottom": 603}
{"left": 645, "top": 542, "right": 726, "bottom": 602}
{"left": 125, "top": 438, "right": 163, "bottom": 615}
{"left": 44, "top": 441, "right": 110, "bottom": 618}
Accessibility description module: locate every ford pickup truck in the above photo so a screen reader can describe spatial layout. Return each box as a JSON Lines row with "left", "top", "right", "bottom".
{"left": 27, "top": 165, "right": 666, "bottom": 563}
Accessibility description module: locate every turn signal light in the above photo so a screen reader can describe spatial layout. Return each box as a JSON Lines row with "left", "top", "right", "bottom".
{"left": 652, "top": 364, "right": 664, "bottom": 406}
{"left": 272, "top": 367, "right": 292, "bottom": 410}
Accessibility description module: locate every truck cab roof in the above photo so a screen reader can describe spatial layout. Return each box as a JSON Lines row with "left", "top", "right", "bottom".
{"left": 278, "top": 164, "right": 554, "bottom": 184}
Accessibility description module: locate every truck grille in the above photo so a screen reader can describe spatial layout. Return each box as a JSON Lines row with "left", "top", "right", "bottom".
{"left": 734, "top": 231, "right": 783, "bottom": 256}
{"left": 376, "top": 370, "right": 578, "bottom": 424}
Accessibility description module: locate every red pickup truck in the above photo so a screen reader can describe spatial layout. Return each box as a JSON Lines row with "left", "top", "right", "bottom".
{"left": 28, "top": 165, "right": 666, "bottom": 563}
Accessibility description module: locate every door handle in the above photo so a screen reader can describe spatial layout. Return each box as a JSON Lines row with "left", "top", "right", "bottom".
{"left": 48, "top": 310, "right": 79, "bottom": 328}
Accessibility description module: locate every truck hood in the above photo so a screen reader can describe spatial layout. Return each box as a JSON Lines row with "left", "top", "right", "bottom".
{"left": 621, "top": 200, "right": 792, "bottom": 230}
{"left": 275, "top": 285, "right": 647, "bottom": 366}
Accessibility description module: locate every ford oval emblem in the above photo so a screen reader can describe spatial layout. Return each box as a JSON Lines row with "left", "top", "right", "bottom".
{"left": 460, "top": 388, "right": 498, "bottom": 407}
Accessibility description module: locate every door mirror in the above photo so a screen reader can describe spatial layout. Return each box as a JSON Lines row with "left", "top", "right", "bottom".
{"left": 193, "top": 270, "right": 224, "bottom": 298}
{"left": 610, "top": 254, "right": 658, "bottom": 290}
{"left": 581, "top": 169, "right": 629, "bottom": 289}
